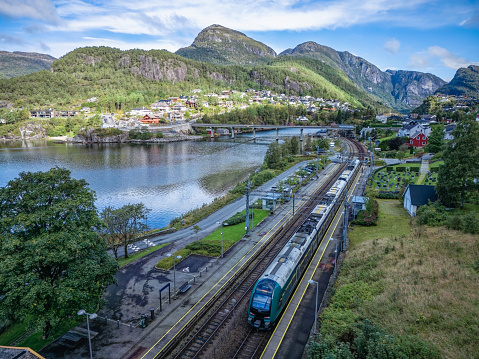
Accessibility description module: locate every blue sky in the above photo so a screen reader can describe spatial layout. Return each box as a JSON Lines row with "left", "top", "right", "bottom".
{"left": 0, "top": 0, "right": 478, "bottom": 81}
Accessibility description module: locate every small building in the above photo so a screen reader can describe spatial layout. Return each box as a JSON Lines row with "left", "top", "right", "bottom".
{"left": 351, "top": 196, "right": 367, "bottom": 217}
{"left": 215, "top": 128, "right": 230, "bottom": 135}
{"left": 409, "top": 130, "right": 428, "bottom": 148}
{"left": 403, "top": 184, "right": 437, "bottom": 217}
{"left": 130, "top": 107, "right": 150, "bottom": 116}
{"left": 140, "top": 114, "right": 161, "bottom": 124}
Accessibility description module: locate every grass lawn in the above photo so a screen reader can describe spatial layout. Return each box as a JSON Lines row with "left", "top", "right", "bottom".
{"left": 0, "top": 317, "right": 82, "bottom": 352}
{"left": 313, "top": 199, "right": 479, "bottom": 358}
{"left": 156, "top": 209, "right": 270, "bottom": 269}
{"left": 349, "top": 199, "right": 410, "bottom": 247}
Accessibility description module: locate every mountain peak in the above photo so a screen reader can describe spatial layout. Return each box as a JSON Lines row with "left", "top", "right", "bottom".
{"left": 175, "top": 24, "right": 276, "bottom": 65}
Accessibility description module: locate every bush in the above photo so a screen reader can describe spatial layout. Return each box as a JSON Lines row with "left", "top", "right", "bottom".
{"left": 396, "top": 167, "right": 405, "bottom": 172}
{"left": 129, "top": 129, "right": 153, "bottom": 140}
{"left": 250, "top": 169, "right": 275, "bottom": 187}
{"left": 445, "top": 214, "right": 463, "bottom": 231}
{"left": 462, "top": 211, "right": 479, "bottom": 234}
{"left": 94, "top": 127, "right": 123, "bottom": 137}
{"left": 376, "top": 191, "right": 398, "bottom": 199}
{"left": 226, "top": 212, "right": 250, "bottom": 226}
{"left": 308, "top": 320, "right": 439, "bottom": 359}
{"left": 416, "top": 202, "right": 447, "bottom": 226}
{"left": 155, "top": 132, "right": 164, "bottom": 138}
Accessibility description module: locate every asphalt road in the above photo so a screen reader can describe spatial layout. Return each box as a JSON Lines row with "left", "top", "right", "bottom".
{"left": 115, "top": 159, "right": 321, "bottom": 257}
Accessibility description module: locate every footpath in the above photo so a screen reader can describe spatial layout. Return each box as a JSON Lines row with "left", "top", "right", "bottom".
{"left": 39, "top": 160, "right": 339, "bottom": 359}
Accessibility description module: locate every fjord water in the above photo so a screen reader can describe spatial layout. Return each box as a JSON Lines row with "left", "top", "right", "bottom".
{"left": 0, "top": 139, "right": 268, "bottom": 229}
{"left": 0, "top": 128, "right": 318, "bottom": 229}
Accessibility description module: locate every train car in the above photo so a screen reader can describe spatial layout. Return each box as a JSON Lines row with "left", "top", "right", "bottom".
{"left": 247, "top": 160, "right": 362, "bottom": 330}
{"left": 247, "top": 208, "right": 330, "bottom": 329}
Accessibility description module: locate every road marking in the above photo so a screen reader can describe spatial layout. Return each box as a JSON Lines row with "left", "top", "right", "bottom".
{"left": 263, "top": 165, "right": 363, "bottom": 359}
{"left": 140, "top": 166, "right": 338, "bottom": 359}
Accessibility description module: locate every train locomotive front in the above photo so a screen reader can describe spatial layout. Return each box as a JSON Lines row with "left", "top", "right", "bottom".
{"left": 247, "top": 278, "right": 282, "bottom": 329}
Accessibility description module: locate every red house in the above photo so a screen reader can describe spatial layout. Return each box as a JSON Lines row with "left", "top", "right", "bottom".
{"left": 140, "top": 115, "right": 160, "bottom": 124}
{"left": 409, "top": 129, "right": 428, "bottom": 148}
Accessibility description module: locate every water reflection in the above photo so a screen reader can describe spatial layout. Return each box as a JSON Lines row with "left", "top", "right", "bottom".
{"left": 0, "top": 128, "right": 319, "bottom": 229}
{"left": 0, "top": 139, "right": 267, "bottom": 229}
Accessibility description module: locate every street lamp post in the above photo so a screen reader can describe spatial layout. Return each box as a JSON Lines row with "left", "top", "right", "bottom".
{"left": 77, "top": 309, "right": 98, "bottom": 359}
{"left": 307, "top": 280, "right": 319, "bottom": 335}
{"left": 166, "top": 253, "right": 182, "bottom": 297}
{"left": 217, "top": 222, "right": 228, "bottom": 258}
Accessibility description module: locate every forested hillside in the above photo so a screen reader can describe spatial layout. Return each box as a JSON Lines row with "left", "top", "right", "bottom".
{"left": 435, "top": 65, "right": 479, "bottom": 97}
{"left": 0, "top": 51, "right": 56, "bottom": 78}
{"left": 0, "top": 46, "right": 386, "bottom": 112}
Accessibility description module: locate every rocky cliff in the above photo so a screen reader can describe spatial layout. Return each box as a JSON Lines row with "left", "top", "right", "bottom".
{"left": 279, "top": 41, "right": 446, "bottom": 110}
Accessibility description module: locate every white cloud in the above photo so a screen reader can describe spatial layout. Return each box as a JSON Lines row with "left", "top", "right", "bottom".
{"left": 384, "top": 38, "right": 400, "bottom": 54}
{"left": 427, "top": 46, "right": 478, "bottom": 69}
{"left": 45, "top": 0, "right": 453, "bottom": 36}
{"left": 408, "top": 52, "right": 430, "bottom": 67}
{"left": 0, "top": 0, "right": 59, "bottom": 24}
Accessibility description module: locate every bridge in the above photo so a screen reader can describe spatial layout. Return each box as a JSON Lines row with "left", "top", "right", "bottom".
{"left": 191, "top": 123, "right": 355, "bottom": 140}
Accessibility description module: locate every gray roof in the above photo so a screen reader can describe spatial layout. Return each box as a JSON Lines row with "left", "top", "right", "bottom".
{"left": 405, "top": 184, "right": 437, "bottom": 206}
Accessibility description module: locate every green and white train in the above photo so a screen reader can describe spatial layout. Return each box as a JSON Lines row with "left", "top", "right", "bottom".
{"left": 247, "top": 160, "right": 360, "bottom": 329}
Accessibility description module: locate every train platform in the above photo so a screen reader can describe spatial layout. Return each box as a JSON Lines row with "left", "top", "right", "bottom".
{"left": 261, "top": 164, "right": 366, "bottom": 359}
{"left": 40, "top": 162, "right": 344, "bottom": 359}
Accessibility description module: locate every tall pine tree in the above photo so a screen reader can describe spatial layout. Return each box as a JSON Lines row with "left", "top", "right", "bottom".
{"left": 436, "top": 118, "right": 479, "bottom": 208}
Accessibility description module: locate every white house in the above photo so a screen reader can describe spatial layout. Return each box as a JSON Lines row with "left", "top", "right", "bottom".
{"left": 130, "top": 107, "right": 151, "bottom": 116}
{"left": 376, "top": 114, "right": 388, "bottom": 123}
{"left": 403, "top": 184, "right": 437, "bottom": 217}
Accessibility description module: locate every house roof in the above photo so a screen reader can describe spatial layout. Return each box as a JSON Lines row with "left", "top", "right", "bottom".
{"left": 404, "top": 184, "right": 437, "bottom": 206}
{"left": 410, "top": 129, "right": 428, "bottom": 139}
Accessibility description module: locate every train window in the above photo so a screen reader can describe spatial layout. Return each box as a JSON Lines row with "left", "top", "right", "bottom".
{"left": 252, "top": 293, "right": 272, "bottom": 312}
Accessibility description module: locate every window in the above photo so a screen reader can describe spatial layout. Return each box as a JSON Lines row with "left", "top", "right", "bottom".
{"left": 251, "top": 293, "right": 271, "bottom": 312}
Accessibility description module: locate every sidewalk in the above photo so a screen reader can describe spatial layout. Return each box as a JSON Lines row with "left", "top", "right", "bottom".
{"left": 417, "top": 156, "right": 430, "bottom": 183}
{"left": 39, "top": 162, "right": 340, "bottom": 359}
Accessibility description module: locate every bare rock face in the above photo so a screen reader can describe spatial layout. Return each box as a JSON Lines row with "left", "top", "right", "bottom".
{"left": 81, "top": 55, "right": 102, "bottom": 65}
{"left": 117, "top": 55, "right": 188, "bottom": 82}
{"left": 387, "top": 70, "right": 446, "bottom": 107}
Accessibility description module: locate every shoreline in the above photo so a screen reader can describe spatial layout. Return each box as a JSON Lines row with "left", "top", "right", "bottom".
{"left": 1, "top": 134, "right": 204, "bottom": 144}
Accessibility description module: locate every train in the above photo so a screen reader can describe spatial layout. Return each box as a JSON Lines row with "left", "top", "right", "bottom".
{"left": 247, "top": 159, "right": 360, "bottom": 330}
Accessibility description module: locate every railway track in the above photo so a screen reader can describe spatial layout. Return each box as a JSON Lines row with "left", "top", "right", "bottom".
{"left": 151, "top": 138, "right": 367, "bottom": 359}
{"left": 229, "top": 138, "right": 367, "bottom": 359}
{"left": 154, "top": 164, "right": 347, "bottom": 359}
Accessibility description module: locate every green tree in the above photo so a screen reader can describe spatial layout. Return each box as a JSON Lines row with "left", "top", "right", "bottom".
{"left": 425, "top": 124, "right": 445, "bottom": 154}
{"left": 387, "top": 137, "right": 406, "bottom": 151}
{"left": 0, "top": 168, "right": 118, "bottom": 339}
{"left": 436, "top": 118, "right": 479, "bottom": 208}
{"left": 100, "top": 203, "right": 151, "bottom": 259}
{"left": 265, "top": 142, "right": 282, "bottom": 169}
{"left": 290, "top": 136, "right": 300, "bottom": 155}
{"left": 314, "top": 138, "right": 330, "bottom": 151}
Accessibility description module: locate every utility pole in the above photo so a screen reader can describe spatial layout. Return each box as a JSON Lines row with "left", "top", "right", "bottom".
{"left": 245, "top": 180, "right": 250, "bottom": 236}
{"left": 342, "top": 190, "right": 349, "bottom": 252}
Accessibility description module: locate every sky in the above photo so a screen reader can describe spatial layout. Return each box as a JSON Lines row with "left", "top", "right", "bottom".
{"left": 0, "top": 0, "right": 478, "bottom": 81}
